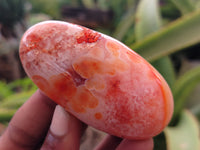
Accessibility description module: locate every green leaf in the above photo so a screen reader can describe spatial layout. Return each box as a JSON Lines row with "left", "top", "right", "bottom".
{"left": 126, "top": 0, "right": 137, "bottom": 10}
{"left": 109, "top": 0, "right": 126, "bottom": 20}
{"left": 0, "top": 90, "right": 35, "bottom": 110}
{"left": 154, "top": 132, "right": 167, "bottom": 150}
{"left": 172, "top": 66, "right": 200, "bottom": 123}
{"left": 170, "top": 0, "right": 195, "bottom": 15}
{"left": 196, "top": 1, "right": 200, "bottom": 9}
{"left": 130, "top": 10, "right": 200, "bottom": 62}
{"left": 191, "top": 103, "right": 200, "bottom": 121}
{"left": 96, "top": 0, "right": 109, "bottom": 10}
{"left": 109, "top": 0, "right": 122, "bottom": 15}
{"left": 164, "top": 110, "right": 200, "bottom": 150}
{"left": 112, "top": 5, "right": 136, "bottom": 41}
{"left": 81, "top": 0, "right": 95, "bottom": 8}
{"left": 27, "top": 13, "right": 52, "bottom": 28}
{"left": 0, "top": 108, "right": 16, "bottom": 122}
{"left": 0, "top": 81, "right": 13, "bottom": 100}
{"left": 29, "top": 0, "right": 61, "bottom": 19}
{"left": 7, "top": 77, "right": 37, "bottom": 92}
{"left": 177, "top": 60, "right": 200, "bottom": 108}
{"left": 0, "top": 91, "right": 35, "bottom": 122}
{"left": 123, "top": 28, "right": 136, "bottom": 46}
{"left": 135, "top": 0, "right": 162, "bottom": 41}
{"left": 160, "top": 2, "right": 181, "bottom": 20}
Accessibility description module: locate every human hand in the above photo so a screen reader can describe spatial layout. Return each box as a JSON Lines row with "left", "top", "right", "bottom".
{"left": 0, "top": 90, "right": 153, "bottom": 150}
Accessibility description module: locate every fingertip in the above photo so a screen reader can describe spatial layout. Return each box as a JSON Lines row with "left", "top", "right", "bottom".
{"left": 36, "top": 90, "right": 56, "bottom": 108}
{"left": 50, "top": 105, "right": 70, "bottom": 137}
{"left": 116, "top": 138, "right": 154, "bottom": 150}
{"left": 94, "top": 135, "right": 122, "bottom": 150}
{"left": 41, "top": 105, "right": 85, "bottom": 150}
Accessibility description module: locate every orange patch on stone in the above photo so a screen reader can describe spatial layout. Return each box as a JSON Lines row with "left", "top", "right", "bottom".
{"left": 49, "top": 73, "right": 77, "bottom": 100}
{"left": 71, "top": 86, "right": 99, "bottom": 113}
{"left": 73, "top": 56, "right": 128, "bottom": 79}
{"left": 33, "top": 73, "right": 99, "bottom": 114}
{"left": 32, "top": 75, "right": 50, "bottom": 92}
{"left": 34, "top": 73, "right": 77, "bottom": 106}
{"left": 32, "top": 75, "right": 68, "bottom": 107}
{"left": 71, "top": 100, "right": 86, "bottom": 113}
{"left": 95, "top": 112, "right": 102, "bottom": 120}
{"left": 73, "top": 58, "right": 104, "bottom": 78}
{"left": 106, "top": 40, "right": 120, "bottom": 57}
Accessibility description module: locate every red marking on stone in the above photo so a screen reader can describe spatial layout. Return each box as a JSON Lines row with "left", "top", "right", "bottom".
{"left": 76, "top": 28, "right": 101, "bottom": 44}
{"left": 25, "top": 62, "right": 31, "bottom": 70}
{"left": 105, "top": 77, "right": 133, "bottom": 124}
{"left": 27, "top": 34, "right": 43, "bottom": 50}
{"left": 19, "top": 34, "right": 43, "bottom": 57}
{"left": 95, "top": 112, "right": 102, "bottom": 120}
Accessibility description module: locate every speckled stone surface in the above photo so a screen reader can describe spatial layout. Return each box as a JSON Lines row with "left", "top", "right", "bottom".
{"left": 19, "top": 21, "right": 173, "bottom": 140}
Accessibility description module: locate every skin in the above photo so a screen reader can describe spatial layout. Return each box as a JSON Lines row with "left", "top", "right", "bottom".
{"left": 0, "top": 90, "right": 153, "bottom": 150}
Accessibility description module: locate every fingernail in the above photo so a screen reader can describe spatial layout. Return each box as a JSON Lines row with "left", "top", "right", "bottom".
{"left": 50, "top": 105, "right": 70, "bottom": 137}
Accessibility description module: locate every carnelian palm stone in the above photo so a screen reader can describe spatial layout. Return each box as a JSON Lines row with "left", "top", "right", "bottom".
{"left": 19, "top": 21, "right": 174, "bottom": 140}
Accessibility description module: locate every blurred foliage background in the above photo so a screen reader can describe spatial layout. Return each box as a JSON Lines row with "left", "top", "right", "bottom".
{"left": 0, "top": 0, "right": 200, "bottom": 149}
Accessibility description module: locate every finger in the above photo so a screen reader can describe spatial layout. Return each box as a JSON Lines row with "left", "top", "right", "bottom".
{"left": 116, "top": 138, "right": 154, "bottom": 150}
{"left": 41, "top": 105, "right": 86, "bottom": 150}
{"left": 94, "top": 135, "right": 122, "bottom": 150}
{"left": 0, "top": 90, "right": 56, "bottom": 150}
